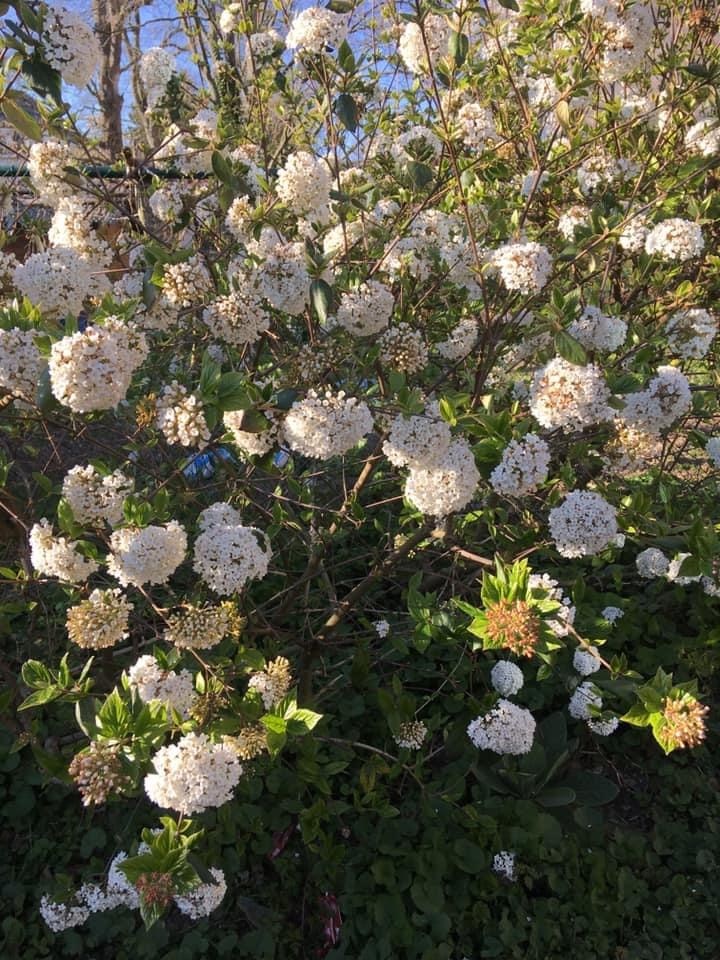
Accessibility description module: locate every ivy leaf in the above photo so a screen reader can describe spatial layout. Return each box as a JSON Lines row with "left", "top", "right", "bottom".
{"left": 334, "top": 93, "right": 358, "bottom": 132}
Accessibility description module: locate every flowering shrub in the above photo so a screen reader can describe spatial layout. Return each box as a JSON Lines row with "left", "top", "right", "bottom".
{"left": 0, "top": 0, "right": 719, "bottom": 956}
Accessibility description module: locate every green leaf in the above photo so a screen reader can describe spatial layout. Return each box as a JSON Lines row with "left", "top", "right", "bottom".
{"left": 211, "top": 150, "right": 234, "bottom": 185}
{"left": 406, "top": 161, "right": 434, "bottom": 189}
{"left": 217, "top": 372, "right": 252, "bottom": 412}
{"left": 554, "top": 330, "right": 588, "bottom": 365}
{"left": 337, "top": 39, "right": 355, "bottom": 72}
{"left": 496, "top": 0, "right": 519, "bottom": 9}
{"left": 536, "top": 786, "right": 576, "bottom": 807}
{"left": 1, "top": 96, "right": 42, "bottom": 141}
{"left": 310, "top": 278, "right": 334, "bottom": 323}
{"left": 334, "top": 93, "right": 358, "bottom": 132}
{"left": 17, "top": 685, "right": 62, "bottom": 711}
{"left": 559, "top": 771, "right": 619, "bottom": 806}
{"left": 448, "top": 31, "right": 469, "bottom": 67}
{"left": 286, "top": 708, "right": 323, "bottom": 733}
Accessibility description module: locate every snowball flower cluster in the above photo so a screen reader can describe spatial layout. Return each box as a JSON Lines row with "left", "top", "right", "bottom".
{"left": 568, "top": 306, "right": 627, "bottom": 353}
{"left": 335, "top": 281, "right": 395, "bottom": 337}
{"left": 193, "top": 502, "right": 271, "bottom": 595}
{"left": 276, "top": 151, "right": 331, "bottom": 218}
{"left": 127, "top": 654, "right": 196, "bottom": 718}
{"left": 26, "top": 139, "right": 75, "bottom": 202}
{"left": 0, "top": 327, "right": 45, "bottom": 402}
{"left": 548, "top": 490, "right": 618, "bottom": 558}
{"left": 285, "top": 6, "right": 348, "bottom": 53}
{"left": 398, "top": 15, "right": 450, "bottom": 74}
{"left": 620, "top": 366, "right": 691, "bottom": 434}
{"left": 467, "top": 699, "right": 536, "bottom": 755}
{"left": 568, "top": 681, "right": 602, "bottom": 719}
{"left": 155, "top": 382, "right": 210, "bottom": 449}
{"left": 107, "top": 521, "right": 187, "bottom": 587}
{"left": 225, "top": 408, "right": 280, "bottom": 458}
{"left": 282, "top": 390, "right": 373, "bottom": 460}
{"left": 42, "top": 4, "right": 101, "bottom": 87}
{"left": 573, "top": 646, "right": 602, "bottom": 676}
{"left": 29, "top": 519, "right": 99, "bottom": 582}
{"left": 490, "top": 661, "right": 524, "bottom": 696}
{"left": 635, "top": 547, "right": 669, "bottom": 579}
{"left": 139, "top": 46, "right": 175, "bottom": 106}
{"left": 161, "top": 255, "right": 213, "bottom": 306}
{"left": 202, "top": 289, "right": 271, "bottom": 346}
{"left": 175, "top": 868, "right": 227, "bottom": 919}
{"left": 456, "top": 103, "right": 499, "bottom": 151}
{"left": 13, "top": 246, "right": 110, "bottom": 319}
{"left": 492, "top": 851, "right": 516, "bottom": 881}
{"left": 490, "top": 242, "right": 552, "bottom": 293}
{"left": 404, "top": 438, "right": 480, "bottom": 518}
{"left": 62, "top": 465, "right": 133, "bottom": 526}
{"left": 49, "top": 318, "right": 148, "bottom": 412}
{"left": 383, "top": 408, "right": 451, "bottom": 470}
{"left": 144, "top": 732, "right": 242, "bottom": 814}
{"left": 394, "top": 720, "right": 428, "bottom": 750}
{"left": 66, "top": 588, "right": 132, "bottom": 650}
{"left": 529, "top": 358, "right": 611, "bottom": 431}
{"left": 490, "top": 433, "right": 550, "bottom": 497}
{"left": 248, "top": 656, "right": 292, "bottom": 709}
{"left": 436, "top": 318, "right": 479, "bottom": 360}
{"left": 665, "top": 308, "right": 717, "bottom": 360}
{"left": 644, "top": 219, "right": 704, "bottom": 261}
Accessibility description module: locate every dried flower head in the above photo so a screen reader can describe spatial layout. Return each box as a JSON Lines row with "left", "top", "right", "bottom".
{"left": 68, "top": 741, "right": 132, "bottom": 806}
{"left": 485, "top": 599, "right": 541, "bottom": 658}
{"left": 661, "top": 693, "right": 709, "bottom": 749}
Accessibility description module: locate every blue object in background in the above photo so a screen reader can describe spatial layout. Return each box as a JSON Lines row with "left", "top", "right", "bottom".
{"left": 182, "top": 445, "right": 238, "bottom": 482}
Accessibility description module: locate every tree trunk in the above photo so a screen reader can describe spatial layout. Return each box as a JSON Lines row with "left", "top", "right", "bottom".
{"left": 93, "top": 0, "right": 125, "bottom": 159}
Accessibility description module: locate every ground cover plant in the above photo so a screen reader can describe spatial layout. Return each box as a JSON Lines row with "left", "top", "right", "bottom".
{"left": 0, "top": 0, "right": 719, "bottom": 956}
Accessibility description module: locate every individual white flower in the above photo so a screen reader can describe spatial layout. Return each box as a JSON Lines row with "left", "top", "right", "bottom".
{"left": 529, "top": 358, "right": 611, "bottom": 431}
{"left": 490, "top": 434, "right": 550, "bottom": 497}
{"left": 568, "top": 681, "right": 602, "bottom": 719}
{"left": 29, "top": 519, "right": 99, "bottom": 582}
{"left": 573, "top": 646, "right": 602, "bottom": 676}
{"left": 404, "top": 438, "right": 479, "bottom": 517}
{"left": 644, "top": 219, "right": 704, "bottom": 261}
{"left": 282, "top": 390, "right": 373, "bottom": 460}
{"left": 490, "top": 661, "right": 524, "bottom": 696}
{"left": 174, "top": 868, "right": 227, "bottom": 918}
{"left": 635, "top": 547, "right": 669, "bottom": 579}
{"left": 144, "top": 732, "right": 242, "bottom": 814}
{"left": 548, "top": 490, "right": 618, "bottom": 558}
{"left": 467, "top": 699, "right": 536, "bottom": 755}
{"left": 107, "top": 521, "right": 187, "bottom": 587}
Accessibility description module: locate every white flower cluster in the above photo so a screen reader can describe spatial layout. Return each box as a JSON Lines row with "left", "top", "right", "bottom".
{"left": 285, "top": 6, "right": 348, "bottom": 53}
{"left": 644, "top": 219, "right": 704, "bottom": 261}
{"left": 155, "top": 382, "right": 210, "bottom": 449}
{"left": 40, "top": 894, "right": 92, "bottom": 933}
{"left": 49, "top": 318, "right": 148, "bottom": 412}
{"left": 573, "top": 646, "right": 602, "bottom": 676}
{"left": 175, "top": 868, "right": 227, "bottom": 918}
{"left": 202, "top": 289, "right": 270, "bottom": 346}
{"left": 282, "top": 389, "right": 373, "bottom": 460}
{"left": 492, "top": 851, "right": 516, "bottom": 881}
{"left": 29, "top": 519, "right": 99, "bottom": 582}
{"left": 548, "top": 490, "right": 618, "bottom": 558}
{"left": 490, "top": 242, "right": 552, "bottom": 293}
{"left": 404, "top": 438, "right": 480, "bottom": 518}
{"left": 63, "top": 465, "right": 133, "bottom": 526}
{"left": 467, "top": 699, "right": 536, "bottom": 755}
{"left": 436, "top": 318, "right": 479, "bottom": 360}
{"left": 42, "top": 4, "right": 101, "bottom": 87}
{"left": 685, "top": 116, "right": 720, "bottom": 157}
{"left": 127, "top": 654, "right": 196, "bottom": 718}
{"left": 225, "top": 408, "right": 280, "bottom": 458}
{"left": 490, "top": 433, "right": 550, "bottom": 497}
{"left": 394, "top": 720, "right": 428, "bottom": 750}
{"left": 567, "top": 306, "right": 627, "bottom": 353}
{"left": 636, "top": 547, "right": 669, "bottom": 579}
{"left": 383, "top": 407, "right": 451, "bottom": 470}
{"left": 620, "top": 366, "right": 691, "bottom": 434}
{"left": 0, "top": 327, "right": 45, "bottom": 402}
{"left": 225, "top": 195, "right": 254, "bottom": 240}
{"left": 602, "top": 605, "right": 624, "bottom": 623}
{"left": 398, "top": 15, "right": 450, "bottom": 74}
{"left": 665, "top": 308, "right": 717, "bottom": 360}
{"left": 528, "top": 572, "right": 576, "bottom": 637}
{"left": 595, "top": 2, "right": 654, "bottom": 81}
{"left": 107, "top": 521, "right": 187, "bottom": 587}
{"left": 618, "top": 212, "right": 650, "bottom": 252}
{"left": 48, "top": 196, "right": 111, "bottom": 266}
{"left": 27, "top": 139, "right": 75, "bottom": 203}
{"left": 149, "top": 183, "right": 184, "bottom": 223}
{"left": 252, "top": 239, "right": 309, "bottom": 315}
{"left": 335, "top": 281, "right": 395, "bottom": 337}
{"left": 66, "top": 588, "right": 132, "bottom": 650}
{"left": 276, "top": 151, "right": 331, "bottom": 220}
{"left": 193, "top": 502, "right": 271, "bottom": 595}
{"left": 558, "top": 204, "right": 590, "bottom": 240}
{"left": 529, "top": 357, "right": 611, "bottom": 431}
{"left": 144, "top": 732, "right": 242, "bottom": 814}
{"left": 568, "top": 680, "right": 602, "bottom": 719}
{"left": 379, "top": 323, "right": 428, "bottom": 373}
{"left": 456, "top": 103, "right": 499, "bottom": 151}
{"left": 13, "top": 247, "right": 110, "bottom": 319}
{"left": 162, "top": 255, "right": 213, "bottom": 307}
{"left": 139, "top": 46, "right": 175, "bottom": 107}
{"left": 490, "top": 660, "right": 524, "bottom": 696}
{"left": 248, "top": 656, "right": 292, "bottom": 709}
{"left": 666, "top": 553, "right": 701, "bottom": 587}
